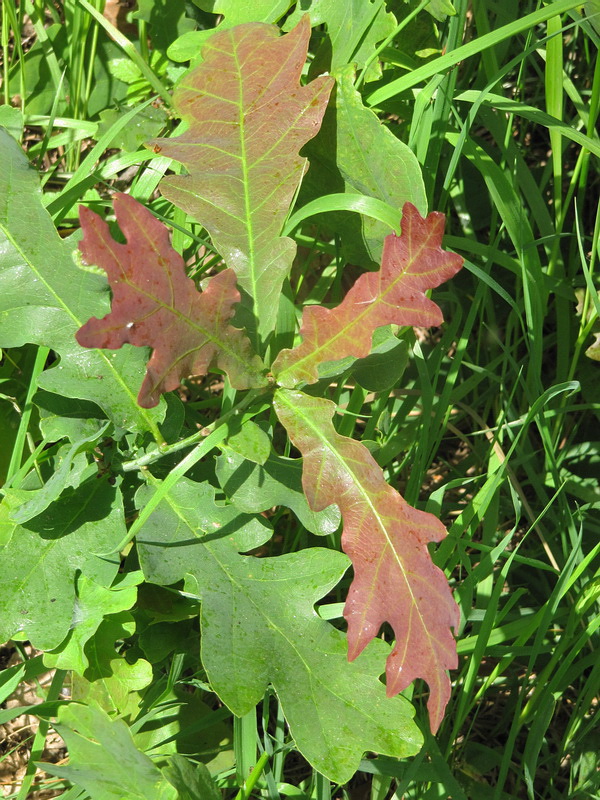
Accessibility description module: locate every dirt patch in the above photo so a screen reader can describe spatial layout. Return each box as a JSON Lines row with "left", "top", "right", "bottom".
{"left": 0, "top": 645, "right": 66, "bottom": 799}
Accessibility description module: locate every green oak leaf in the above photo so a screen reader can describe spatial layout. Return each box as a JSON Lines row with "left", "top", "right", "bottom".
{"left": 350, "top": 327, "right": 409, "bottom": 392}
{"left": 215, "top": 450, "right": 341, "bottom": 535}
{"left": 169, "top": 0, "right": 294, "bottom": 62}
{"left": 134, "top": 689, "right": 234, "bottom": 775}
{"left": 45, "top": 705, "right": 177, "bottom": 800}
{"left": 192, "top": 0, "right": 292, "bottom": 23}
{"left": 96, "top": 105, "right": 168, "bottom": 153}
{"left": 8, "top": 423, "right": 110, "bottom": 524}
{"left": 424, "top": 0, "right": 457, "bottom": 21}
{"left": 35, "top": 390, "right": 109, "bottom": 443}
{"left": 299, "top": 65, "right": 427, "bottom": 267}
{"left": 284, "top": 0, "right": 397, "bottom": 81}
{"left": 0, "top": 105, "right": 23, "bottom": 141}
{"left": 44, "top": 573, "right": 141, "bottom": 674}
{"left": 163, "top": 756, "right": 221, "bottom": 800}
{"left": 0, "top": 492, "right": 19, "bottom": 547}
{"left": 0, "top": 478, "right": 124, "bottom": 650}
{"left": 72, "top": 611, "right": 153, "bottom": 718}
{"left": 221, "top": 420, "right": 272, "bottom": 465}
{"left": 133, "top": 0, "right": 196, "bottom": 52}
{"left": 136, "top": 479, "right": 422, "bottom": 783}
{"left": 0, "top": 129, "right": 166, "bottom": 436}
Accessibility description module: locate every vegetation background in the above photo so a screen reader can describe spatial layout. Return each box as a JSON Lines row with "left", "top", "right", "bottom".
{"left": 0, "top": 0, "right": 598, "bottom": 799}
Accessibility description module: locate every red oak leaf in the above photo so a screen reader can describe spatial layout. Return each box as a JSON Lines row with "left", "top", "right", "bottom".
{"left": 274, "top": 388, "right": 459, "bottom": 733}
{"left": 75, "top": 193, "right": 266, "bottom": 408}
{"left": 150, "top": 16, "right": 334, "bottom": 343}
{"left": 273, "top": 202, "right": 463, "bottom": 387}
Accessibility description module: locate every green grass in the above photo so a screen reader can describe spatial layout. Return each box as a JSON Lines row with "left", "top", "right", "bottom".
{"left": 0, "top": 1, "right": 598, "bottom": 798}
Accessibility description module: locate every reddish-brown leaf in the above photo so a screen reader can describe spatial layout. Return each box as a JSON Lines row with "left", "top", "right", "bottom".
{"left": 150, "top": 16, "right": 334, "bottom": 343}
{"left": 274, "top": 388, "right": 459, "bottom": 733}
{"left": 76, "top": 193, "right": 267, "bottom": 408}
{"left": 272, "top": 203, "right": 463, "bottom": 387}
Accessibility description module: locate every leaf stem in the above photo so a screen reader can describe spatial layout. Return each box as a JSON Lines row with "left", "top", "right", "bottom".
{"left": 99, "top": 389, "right": 271, "bottom": 556}
{"left": 121, "top": 389, "right": 270, "bottom": 472}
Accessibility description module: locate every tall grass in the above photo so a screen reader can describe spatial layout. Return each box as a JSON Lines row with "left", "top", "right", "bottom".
{"left": 0, "top": 1, "right": 598, "bottom": 798}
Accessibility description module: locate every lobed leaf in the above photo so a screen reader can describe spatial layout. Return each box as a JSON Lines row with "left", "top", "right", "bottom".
{"left": 193, "top": 0, "right": 292, "bottom": 26}
{"left": 46, "top": 705, "right": 176, "bottom": 800}
{"left": 0, "top": 129, "right": 165, "bottom": 434}
{"left": 150, "top": 17, "right": 334, "bottom": 344}
{"left": 43, "top": 574, "right": 140, "bottom": 674}
{"left": 71, "top": 613, "right": 153, "bottom": 718}
{"left": 215, "top": 448, "right": 341, "bottom": 534}
{"left": 8, "top": 421, "right": 110, "bottom": 524}
{"left": 136, "top": 479, "right": 422, "bottom": 781}
{"left": 0, "top": 478, "right": 124, "bottom": 650}
{"left": 76, "top": 193, "right": 267, "bottom": 408}
{"left": 273, "top": 202, "right": 463, "bottom": 387}
{"left": 274, "top": 389, "right": 459, "bottom": 733}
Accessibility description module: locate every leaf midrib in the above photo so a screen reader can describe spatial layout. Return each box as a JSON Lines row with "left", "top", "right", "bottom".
{"left": 100, "top": 222, "right": 261, "bottom": 378}
{"left": 277, "top": 231, "right": 434, "bottom": 381}
{"left": 276, "top": 390, "right": 435, "bottom": 658}
{"left": 160, "top": 486, "right": 387, "bottom": 726}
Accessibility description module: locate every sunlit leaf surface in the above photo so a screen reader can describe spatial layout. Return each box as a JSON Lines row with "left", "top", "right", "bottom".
{"left": 274, "top": 389, "right": 459, "bottom": 732}
{"left": 76, "top": 193, "right": 266, "bottom": 408}
{"left": 151, "top": 17, "right": 333, "bottom": 344}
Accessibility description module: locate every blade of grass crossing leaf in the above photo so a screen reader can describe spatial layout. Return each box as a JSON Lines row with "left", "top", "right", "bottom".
{"left": 354, "top": 0, "right": 433, "bottom": 89}
{"left": 283, "top": 193, "right": 401, "bottom": 237}
{"left": 235, "top": 751, "right": 270, "bottom": 800}
{"left": 131, "top": 156, "right": 174, "bottom": 204}
{"left": 367, "top": 0, "right": 584, "bottom": 105}
{"left": 23, "top": 0, "right": 63, "bottom": 96}
{"left": 407, "top": 73, "right": 445, "bottom": 166}
{"left": 102, "top": 389, "right": 266, "bottom": 553}
{"left": 53, "top": 789, "right": 87, "bottom": 800}
{"left": 2, "top": 0, "right": 25, "bottom": 107}
{"left": 2, "top": 439, "right": 47, "bottom": 492}
{"left": 83, "top": 2, "right": 103, "bottom": 118}
{"left": 6, "top": 346, "right": 49, "bottom": 483}
{"left": 32, "top": 70, "right": 67, "bottom": 168}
